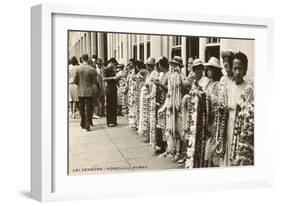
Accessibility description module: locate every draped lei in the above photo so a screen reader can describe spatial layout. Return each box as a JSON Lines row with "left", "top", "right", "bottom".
{"left": 128, "top": 73, "right": 136, "bottom": 128}
{"left": 138, "top": 71, "right": 159, "bottom": 140}
{"left": 230, "top": 85, "right": 254, "bottom": 166}
{"left": 164, "top": 72, "right": 182, "bottom": 145}
{"left": 150, "top": 72, "right": 168, "bottom": 148}
{"left": 183, "top": 85, "right": 229, "bottom": 169}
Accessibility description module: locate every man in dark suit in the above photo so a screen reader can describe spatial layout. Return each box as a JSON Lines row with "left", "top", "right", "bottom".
{"left": 74, "top": 54, "right": 97, "bottom": 131}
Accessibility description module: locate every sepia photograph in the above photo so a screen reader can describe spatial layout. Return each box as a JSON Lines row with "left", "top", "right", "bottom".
{"left": 67, "top": 31, "right": 254, "bottom": 175}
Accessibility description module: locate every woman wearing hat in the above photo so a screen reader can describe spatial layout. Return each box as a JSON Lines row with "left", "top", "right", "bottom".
{"left": 203, "top": 57, "right": 223, "bottom": 167}
{"left": 150, "top": 57, "right": 169, "bottom": 153}
{"left": 138, "top": 57, "right": 159, "bottom": 143}
{"left": 159, "top": 56, "right": 185, "bottom": 161}
{"left": 126, "top": 59, "right": 138, "bottom": 128}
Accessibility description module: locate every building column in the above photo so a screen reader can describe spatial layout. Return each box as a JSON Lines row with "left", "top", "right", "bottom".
{"left": 199, "top": 38, "right": 207, "bottom": 62}
{"left": 128, "top": 34, "right": 132, "bottom": 59}
{"left": 107, "top": 33, "right": 111, "bottom": 59}
{"left": 136, "top": 35, "right": 140, "bottom": 60}
{"left": 123, "top": 34, "right": 129, "bottom": 64}
{"left": 98, "top": 33, "right": 105, "bottom": 61}
{"left": 151, "top": 35, "right": 161, "bottom": 59}
{"left": 162, "top": 36, "right": 169, "bottom": 59}
{"left": 144, "top": 35, "right": 148, "bottom": 62}
{"left": 181, "top": 36, "right": 187, "bottom": 69}
{"left": 169, "top": 36, "right": 173, "bottom": 60}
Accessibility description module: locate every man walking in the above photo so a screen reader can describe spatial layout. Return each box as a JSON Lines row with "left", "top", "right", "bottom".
{"left": 74, "top": 54, "right": 97, "bottom": 131}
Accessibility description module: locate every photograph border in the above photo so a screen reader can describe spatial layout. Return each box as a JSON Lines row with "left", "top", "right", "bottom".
{"left": 31, "top": 3, "right": 274, "bottom": 201}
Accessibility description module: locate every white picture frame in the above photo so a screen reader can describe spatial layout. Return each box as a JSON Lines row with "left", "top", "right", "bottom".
{"left": 31, "top": 3, "right": 274, "bottom": 202}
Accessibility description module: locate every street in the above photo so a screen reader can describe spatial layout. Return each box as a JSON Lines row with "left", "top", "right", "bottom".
{"left": 68, "top": 115, "right": 178, "bottom": 175}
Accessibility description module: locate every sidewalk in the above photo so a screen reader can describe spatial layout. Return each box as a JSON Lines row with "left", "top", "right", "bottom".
{"left": 68, "top": 115, "right": 178, "bottom": 175}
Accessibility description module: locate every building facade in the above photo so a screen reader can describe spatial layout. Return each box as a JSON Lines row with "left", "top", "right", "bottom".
{"left": 69, "top": 31, "right": 254, "bottom": 78}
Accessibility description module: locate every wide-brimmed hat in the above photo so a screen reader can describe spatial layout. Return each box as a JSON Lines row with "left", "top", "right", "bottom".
{"left": 204, "top": 57, "right": 222, "bottom": 70}
{"left": 192, "top": 58, "right": 204, "bottom": 69}
{"left": 146, "top": 57, "right": 156, "bottom": 66}
{"left": 169, "top": 56, "right": 183, "bottom": 68}
{"left": 221, "top": 49, "right": 234, "bottom": 59}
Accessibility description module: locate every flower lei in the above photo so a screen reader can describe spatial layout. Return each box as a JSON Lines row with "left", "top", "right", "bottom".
{"left": 230, "top": 86, "right": 254, "bottom": 166}
{"left": 213, "top": 102, "right": 229, "bottom": 157}
{"left": 184, "top": 87, "right": 199, "bottom": 169}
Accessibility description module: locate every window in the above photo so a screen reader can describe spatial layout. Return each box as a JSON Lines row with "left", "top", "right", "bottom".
{"left": 139, "top": 43, "right": 144, "bottom": 61}
{"left": 186, "top": 37, "right": 199, "bottom": 59}
{"left": 205, "top": 45, "right": 220, "bottom": 61}
{"left": 173, "top": 36, "right": 182, "bottom": 46}
{"left": 171, "top": 48, "right": 181, "bottom": 59}
{"left": 147, "top": 41, "right": 151, "bottom": 58}
{"left": 207, "top": 37, "right": 220, "bottom": 44}
{"left": 133, "top": 44, "right": 137, "bottom": 60}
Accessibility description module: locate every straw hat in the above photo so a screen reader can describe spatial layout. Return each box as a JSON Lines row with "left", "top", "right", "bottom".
{"left": 192, "top": 58, "right": 203, "bottom": 68}
{"left": 169, "top": 56, "right": 183, "bottom": 68}
{"left": 204, "top": 57, "right": 222, "bottom": 69}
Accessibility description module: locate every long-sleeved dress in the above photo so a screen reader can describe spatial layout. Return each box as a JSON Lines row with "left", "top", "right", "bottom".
{"left": 104, "top": 67, "right": 118, "bottom": 125}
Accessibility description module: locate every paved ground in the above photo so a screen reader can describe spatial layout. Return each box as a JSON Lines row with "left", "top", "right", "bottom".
{"left": 68, "top": 115, "right": 178, "bottom": 175}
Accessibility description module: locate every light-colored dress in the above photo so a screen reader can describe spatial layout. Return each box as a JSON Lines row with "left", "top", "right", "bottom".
{"left": 218, "top": 75, "right": 234, "bottom": 106}
{"left": 69, "top": 64, "right": 79, "bottom": 102}
{"left": 225, "top": 80, "right": 252, "bottom": 166}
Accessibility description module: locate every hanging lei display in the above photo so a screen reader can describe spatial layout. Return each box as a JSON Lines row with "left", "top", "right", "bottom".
{"left": 193, "top": 91, "right": 208, "bottom": 168}
{"left": 165, "top": 71, "right": 182, "bottom": 155}
{"left": 184, "top": 84, "right": 210, "bottom": 169}
{"left": 138, "top": 83, "right": 150, "bottom": 139}
{"left": 183, "top": 88, "right": 199, "bottom": 169}
{"left": 149, "top": 83, "right": 157, "bottom": 147}
{"left": 117, "top": 72, "right": 128, "bottom": 116}
{"left": 230, "top": 102, "right": 254, "bottom": 166}
{"left": 133, "top": 75, "right": 144, "bottom": 130}
{"left": 128, "top": 74, "right": 136, "bottom": 128}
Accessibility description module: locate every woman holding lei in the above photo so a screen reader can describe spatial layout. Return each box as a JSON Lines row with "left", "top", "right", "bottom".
{"left": 138, "top": 57, "right": 159, "bottom": 143}
{"left": 225, "top": 51, "right": 254, "bottom": 166}
{"left": 158, "top": 56, "right": 186, "bottom": 161}
{"left": 151, "top": 57, "right": 169, "bottom": 153}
